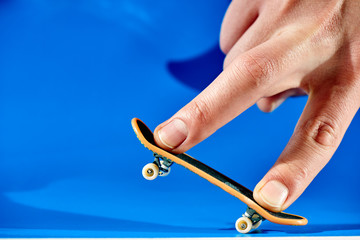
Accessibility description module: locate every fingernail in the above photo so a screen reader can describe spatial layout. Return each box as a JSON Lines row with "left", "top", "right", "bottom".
{"left": 259, "top": 180, "right": 288, "bottom": 210}
{"left": 158, "top": 119, "right": 188, "bottom": 149}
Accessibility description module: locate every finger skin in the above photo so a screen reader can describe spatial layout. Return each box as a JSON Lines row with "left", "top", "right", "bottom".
{"left": 220, "top": 0, "right": 260, "bottom": 54}
{"left": 254, "top": 79, "right": 360, "bottom": 212}
{"left": 257, "top": 88, "right": 306, "bottom": 112}
{"left": 154, "top": 36, "right": 301, "bottom": 154}
{"left": 154, "top": 55, "right": 262, "bottom": 153}
{"left": 155, "top": 0, "right": 360, "bottom": 213}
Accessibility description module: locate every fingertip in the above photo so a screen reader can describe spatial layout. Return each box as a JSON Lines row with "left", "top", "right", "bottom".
{"left": 154, "top": 124, "right": 171, "bottom": 151}
{"left": 253, "top": 181, "right": 275, "bottom": 211}
{"left": 254, "top": 180, "right": 288, "bottom": 212}
{"left": 256, "top": 88, "right": 306, "bottom": 113}
{"left": 154, "top": 118, "right": 189, "bottom": 153}
{"left": 219, "top": 34, "right": 231, "bottom": 55}
{"left": 256, "top": 99, "right": 276, "bottom": 113}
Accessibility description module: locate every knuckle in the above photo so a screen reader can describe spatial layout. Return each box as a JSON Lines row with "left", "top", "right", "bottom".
{"left": 271, "top": 162, "right": 309, "bottom": 194}
{"left": 187, "top": 99, "right": 212, "bottom": 127}
{"left": 305, "top": 3, "right": 343, "bottom": 48}
{"left": 232, "top": 54, "right": 274, "bottom": 89}
{"left": 299, "top": 117, "right": 339, "bottom": 148}
{"left": 318, "top": 10, "right": 342, "bottom": 39}
{"left": 285, "top": 161, "right": 310, "bottom": 189}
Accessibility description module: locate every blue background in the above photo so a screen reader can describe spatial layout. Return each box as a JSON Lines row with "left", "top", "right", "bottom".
{"left": 0, "top": 0, "right": 359, "bottom": 238}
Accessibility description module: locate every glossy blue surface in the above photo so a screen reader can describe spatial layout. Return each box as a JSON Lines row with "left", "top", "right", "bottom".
{"left": 0, "top": 0, "right": 359, "bottom": 238}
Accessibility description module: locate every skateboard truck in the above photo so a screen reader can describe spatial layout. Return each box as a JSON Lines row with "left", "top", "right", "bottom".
{"left": 235, "top": 207, "right": 265, "bottom": 233}
{"left": 142, "top": 152, "right": 173, "bottom": 180}
{"left": 153, "top": 153, "right": 173, "bottom": 176}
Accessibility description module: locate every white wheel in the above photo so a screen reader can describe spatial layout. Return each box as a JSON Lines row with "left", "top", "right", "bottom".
{"left": 142, "top": 163, "right": 159, "bottom": 180}
{"left": 252, "top": 219, "right": 262, "bottom": 230}
{"left": 235, "top": 217, "right": 253, "bottom": 234}
{"left": 160, "top": 167, "right": 171, "bottom": 177}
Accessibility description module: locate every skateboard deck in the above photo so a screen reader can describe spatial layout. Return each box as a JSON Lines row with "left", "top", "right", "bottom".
{"left": 132, "top": 118, "right": 307, "bottom": 232}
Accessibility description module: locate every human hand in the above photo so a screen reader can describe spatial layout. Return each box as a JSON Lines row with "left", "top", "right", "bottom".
{"left": 154, "top": 0, "right": 360, "bottom": 212}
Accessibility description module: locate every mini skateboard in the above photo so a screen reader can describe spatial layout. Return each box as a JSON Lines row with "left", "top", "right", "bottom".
{"left": 131, "top": 118, "right": 307, "bottom": 233}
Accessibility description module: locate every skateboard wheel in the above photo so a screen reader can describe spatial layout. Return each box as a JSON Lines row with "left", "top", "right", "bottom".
{"left": 142, "top": 163, "right": 159, "bottom": 180}
{"left": 252, "top": 220, "right": 262, "bottom": 230}
{"left": 235, "top": 217, "right": 252, "bottom": 234}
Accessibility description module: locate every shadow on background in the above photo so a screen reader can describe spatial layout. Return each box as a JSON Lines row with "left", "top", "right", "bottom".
{"left": 167, "top": 44, "right": 225, "bottom": 91}
{"left": 0, "top": 195, "right": 222, "bottom": 237}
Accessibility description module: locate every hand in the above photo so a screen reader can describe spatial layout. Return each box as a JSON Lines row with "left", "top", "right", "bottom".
{"left": 154, "top": 0, "right": 360, "bottom": 212}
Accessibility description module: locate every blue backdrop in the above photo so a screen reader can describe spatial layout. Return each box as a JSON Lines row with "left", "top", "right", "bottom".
{"left": 0, "top": 0, "right": 359, "bottom": 238}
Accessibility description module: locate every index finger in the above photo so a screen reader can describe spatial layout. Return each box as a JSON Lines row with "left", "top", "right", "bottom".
{"left": 154, "top": 36, "right": 302, "bottom": 153}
